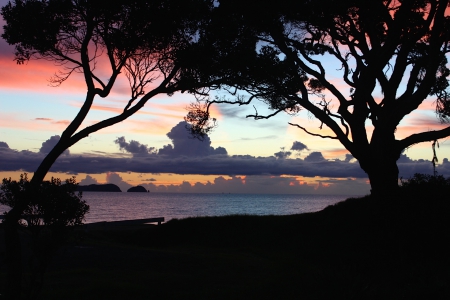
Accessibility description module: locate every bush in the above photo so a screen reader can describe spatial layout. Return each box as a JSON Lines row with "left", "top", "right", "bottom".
{"left": 399, "top": 173, "right": 450, "bottom": 200}
{"left": 401, "top": 173, "right": 450, "bottom": 188}
{"left": 1, "top": 173, "right": 89, "bottom": 298}
{"left": 0, "top": 173, "right": 89, "bottom": 228}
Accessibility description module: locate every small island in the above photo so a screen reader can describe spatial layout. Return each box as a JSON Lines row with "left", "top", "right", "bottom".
{"left": 77, "top": 184, "right": 122, "bottom": 192}
{"left": 127, "top": 186, "right": 149, "bottom": 192}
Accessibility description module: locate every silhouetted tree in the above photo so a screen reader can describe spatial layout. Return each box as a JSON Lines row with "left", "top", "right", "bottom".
{"left": 1, "top": 0, "right": 215, "bottom": 298}
{"left": 1, "top": 174, "right": 89, "bottom": 299}
{"left": 185, "top": 0, "right": 450, "bottom": 198}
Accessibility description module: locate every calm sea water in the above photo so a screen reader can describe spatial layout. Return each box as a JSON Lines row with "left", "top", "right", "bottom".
{"left": 81, "top": 192, "right": 354, "bottom": 223}
{"left": 1, "top": 192, "right": 357, "bottom": 223}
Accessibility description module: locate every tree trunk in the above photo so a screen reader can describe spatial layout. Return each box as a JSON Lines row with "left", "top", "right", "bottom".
{"left": 357, "top": 141, "right": 401, "bottom": 200}
{"left": 3, "top": 138, "right": 72, "bottom": 299}
{"left": 4, "top": 220, "right": 22, "bottom": 300}
{"left": 355, "top": 119, "right": 403, "bottom": 200}
{"left": 31, "top": 139, "right": 72, "bottom": 185}
{"left": 365, "top": 159, "right": 400, "bottom": 199}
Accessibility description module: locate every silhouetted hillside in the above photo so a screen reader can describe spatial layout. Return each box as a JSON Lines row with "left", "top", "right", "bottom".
{"left": 127, "top": 186, "right": 148, "bottom": 192}
{"left": 77, "top": 184, "right": 121, "bottom": 192}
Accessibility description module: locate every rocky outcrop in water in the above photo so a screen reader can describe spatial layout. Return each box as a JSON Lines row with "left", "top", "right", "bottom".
{"left": 77, "top": 184, "right": 122, "bottom": 192}
{"left": 127, "top": 186, "right": 148, "bottom": 192}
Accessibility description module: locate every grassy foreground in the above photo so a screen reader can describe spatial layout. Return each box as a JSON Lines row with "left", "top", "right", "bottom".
{"left": 1, "top": 194, "right": 450, "bottom": 299}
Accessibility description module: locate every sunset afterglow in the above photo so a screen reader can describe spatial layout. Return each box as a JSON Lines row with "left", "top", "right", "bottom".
{"left": 1, "top": 0, "right": 449, "bottom": 195}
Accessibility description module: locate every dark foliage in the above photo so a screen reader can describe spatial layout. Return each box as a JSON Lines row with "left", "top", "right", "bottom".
{"left": 1, "top": 173, "right": 89, "bottom": 230}
{"left": 1, "top": 1, "right": 218, "bottom": 296}
{"left": 1, "top": 173, "right": 89, "bottom": 298}
{"left": 184, "top": 0, "right": 450, "bottom": 196}
{"left": 400, "top": 172, "right": 450, "bottom": 199}
{"left": 1, "top": 0, "right": 213, "bottom": 66}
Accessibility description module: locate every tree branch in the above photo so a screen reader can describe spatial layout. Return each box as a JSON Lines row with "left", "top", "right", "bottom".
{"left": 328, "top": 39, "right": 355, "bottom": 87}
{"left": 80, "top": 20, "right": 96, "bottom": 91}
{"left": 288, "top": 122, "right": 338, "bottom": 140}
{"left": 66, "top": 67, "right": 181, "bottom": 150}
{"left": 271, "top": 31, "right": 351, "bottom": 119}
{"left": 383, "top": 46, "right": 410, "bottom": 102}
{"left": 395, "top": 0, "right": 450, "bottom": 122}
{"left": 318, "top": 99, "right": 350, "bottom": 137}
{"left": 246, "top": 107, "right": 286, "bottom": 120}
{"left": 398, "top": 125, "right": 450, "bottom": 150}
{"left": 288, "top": 91, "right": 354, "bottom": 152}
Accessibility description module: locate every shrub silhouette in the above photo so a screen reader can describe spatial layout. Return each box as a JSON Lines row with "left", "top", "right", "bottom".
{"left": 1, "top": 173, "right": 88, "bottom": 228}
{"left": 1, "top": 173, "right": 89, "bottom": 298}
{"left": 400, "top": 173, "right": 450, "bottom": 199}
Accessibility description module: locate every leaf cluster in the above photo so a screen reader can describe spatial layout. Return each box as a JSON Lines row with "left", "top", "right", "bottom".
{"left": 400, "top": 172, "right": 450, "bottom": 198}
{"left": 180, "top": 1, "right": 305, "bottom": 111}
{"left": 184, "top": 0, "right": 450, "bottom": 165}
{"left": 1, "top": 0, "right": 210, "bottom": 58}
{"left": 0, "top": 173, "right": 89, "bottom": 228}
{"left": 1, "top": 0, "right": 214, "bottom": 94}
{"left": 184, "top": 100, "right": 217, "bottom": 140}
{"left": 1, "top": 0, "right": 73, "bottom": 63}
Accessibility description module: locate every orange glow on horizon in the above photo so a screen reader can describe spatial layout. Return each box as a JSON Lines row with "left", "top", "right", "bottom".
{"left": 322, "top": 148, "right": 351, "bottom": 159}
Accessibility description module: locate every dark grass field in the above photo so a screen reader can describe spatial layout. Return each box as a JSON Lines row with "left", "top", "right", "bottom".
{"left": 1, "top": 194, "right": 450, "bottom": 299}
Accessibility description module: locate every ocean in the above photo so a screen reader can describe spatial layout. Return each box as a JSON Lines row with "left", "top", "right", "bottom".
{"left": 1, "top": 192, "right": 359, "bottom": 223}
{"left": 79, "top": 192, "right": 355, "bottom": 223}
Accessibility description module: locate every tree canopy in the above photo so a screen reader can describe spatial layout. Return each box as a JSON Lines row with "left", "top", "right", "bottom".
{"left": 2, "top": 0, "right": 216, "bottom": 184}
{"left": 185, "top": 0, "right": 450, "bottom": 196}
{"left": 1, "top": 0, "right": 216, "bottom": 297}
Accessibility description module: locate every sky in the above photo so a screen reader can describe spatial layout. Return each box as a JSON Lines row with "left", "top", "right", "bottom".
{"left": 1, "top": 1, "right": 450, "bottom": 195}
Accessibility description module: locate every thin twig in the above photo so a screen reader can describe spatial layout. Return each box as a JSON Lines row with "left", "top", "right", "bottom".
{"left": 288, "top": 122, "right": 338, "bottom": 139}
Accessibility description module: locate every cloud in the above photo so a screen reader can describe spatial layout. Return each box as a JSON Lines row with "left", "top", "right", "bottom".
{"left": 52, "top": 120, "right": 71, "bottom": 126}
{"left": 158, "top": 121, "right": 227, "bottom": 157}
{"left": 290, "top": 141, "right": 308, "bottom": 151}
{"left": 0, "top": 124, "right": 447, "bottom": 184}
{"left": 239, "top": 135, "right": 278, "bottom": 141}
{"left": 106, "top": 172, "right": 132, "bottom": 192}
{"left": 39, "top": 135, "right": 70, "bottom": 155}
{"left": 0, "top": 144, "right": 45, "bottom": 172}
{"left": 142, "top": 178, "right": 157, "bottom": 182}
{"left": 115, "top": 136, "right": 156, "bottom": 157}
{"left": 304, "top": 152, "right": 326, "bottom": 162}
{"left": 79, "top": 175, "right": 99, "bottom": 185}
{"left": 274, "top": 150, "right": 291, "bottom": 159}
{"left": 0, "top": 147, "right": 389, "bottom": 178}
{"left": 315, "top": 178, "right": 370, "bottom": 195}
{"left": 216, "top": 104, "right": 245, "bottom": 119}
{"left": 344, "top": 154, "right": 354, "bottom": 163}
{"left": 0, "top": 142, "right": 367, "bottom": 178}
{"left": 138, "top": 175, "right": 370, "bottom": 195}
{"left": 274, "top": 141, "right": 308, "bottom": 159}
{"left": 398, "top": 154, "right": 414, "bottom": 163}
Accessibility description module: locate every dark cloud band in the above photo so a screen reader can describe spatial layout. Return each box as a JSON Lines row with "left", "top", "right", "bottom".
{"left": 1, "top": 120, "right": 447, "bottom": 180}
{"left": 0, "top": 142, "right": 446, "bottom": 179}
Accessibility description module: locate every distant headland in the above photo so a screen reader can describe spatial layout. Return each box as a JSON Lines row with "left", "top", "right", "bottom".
{"left": 127, "top": 186, "right": 149, "bottom": 192}
{"left": 77, "top": 184, "right": 122, "bottom": 192}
